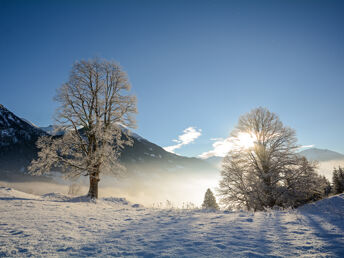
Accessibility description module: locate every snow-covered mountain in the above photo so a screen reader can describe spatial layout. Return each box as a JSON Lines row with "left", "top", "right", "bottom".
{"left": 299, "top": 148, "right": 344, "bottom": 162}
{"left": 0, "top": 105, "right": 215, "bottom": 179}
{"left": 0, "top": 104, "right": 46, "bottom": 145}
{"left": 0, "top": 105, "right": 49, "bottom": 179}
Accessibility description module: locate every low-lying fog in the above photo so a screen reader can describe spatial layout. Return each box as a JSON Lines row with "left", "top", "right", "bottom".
{"left": 0, "top": 170, "right": 221, "bottom": 208}
{"left": 317, "top": 159, "right": 344, "bottom": 180}
{"left": 1, "top": 159, "right": 343, "bottom": 207}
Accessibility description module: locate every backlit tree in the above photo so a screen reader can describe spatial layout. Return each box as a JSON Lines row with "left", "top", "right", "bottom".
{"left": 218, "top": 107, "right": 326, "bottom": 211}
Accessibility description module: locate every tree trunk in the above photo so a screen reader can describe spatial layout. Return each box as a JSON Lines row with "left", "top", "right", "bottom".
{"left": 263, "top": 172, "right": 276, "bottom": 208}
{"left": 88, "top": 173, "right": 99, "bottom": 199}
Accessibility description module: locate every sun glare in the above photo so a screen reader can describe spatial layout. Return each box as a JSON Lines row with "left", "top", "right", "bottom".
{"left": 236, "top": 132, "right": 256, "bottom": 149}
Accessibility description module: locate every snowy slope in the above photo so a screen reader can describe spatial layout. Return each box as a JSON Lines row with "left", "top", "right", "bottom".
{"left": 0, "top": 186, "right": 343, "bottom": 257}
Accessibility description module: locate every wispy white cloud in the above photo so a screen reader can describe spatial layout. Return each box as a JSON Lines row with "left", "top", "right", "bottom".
{"left": 164, "top": 127, "right": 202, "bottom": 154}
{"left": 198, "top": 137, "right": 234, "bottom": 159}
{"left": 299, "top": 144, "right": 315, "bottom": 149}
{"left": 297, "top": 144, "right": 315, "bottom": 150}
{"left": 199, "top": 132, "right": 257, "bottom": 159}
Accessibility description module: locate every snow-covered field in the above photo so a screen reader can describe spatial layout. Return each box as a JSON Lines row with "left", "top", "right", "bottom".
{"left": 0, "top": 187, "right": 343, "bottom": 257}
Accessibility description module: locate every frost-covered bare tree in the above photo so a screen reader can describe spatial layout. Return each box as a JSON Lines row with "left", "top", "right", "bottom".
{"left": 28, "top": 58, "right": 137, "bottom": 198}
{"left": 218, "top": 107, "right": 326, "bottom": 211}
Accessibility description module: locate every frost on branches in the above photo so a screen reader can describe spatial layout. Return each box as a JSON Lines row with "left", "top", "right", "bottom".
{"left": 218, "top": 107, "right": 329, "bottom": 211}
{"left": 28, "top": 59, "right": 137, "bottom": 198}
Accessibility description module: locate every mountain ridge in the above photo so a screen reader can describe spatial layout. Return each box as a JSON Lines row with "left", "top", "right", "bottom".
{"left": 299, "top": 148, "right": 344, "bottom": 162}
{"left": 0, "top": 105, "right": 215, "bottom": 180}
{"left": 2, "top": 104, "right": 342, "bottom": 181}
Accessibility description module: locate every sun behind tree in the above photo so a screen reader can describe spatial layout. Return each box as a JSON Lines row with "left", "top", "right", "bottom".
{"left": 218, "top": 107, "right": 328, "bottom": 211}
{"left": 28, "top": 58, "right": 137, "bottom": 199}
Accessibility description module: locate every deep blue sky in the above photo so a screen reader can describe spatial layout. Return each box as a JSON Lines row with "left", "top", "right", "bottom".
{"left": 1, "top": 0, "right": 344, "bottom": 157}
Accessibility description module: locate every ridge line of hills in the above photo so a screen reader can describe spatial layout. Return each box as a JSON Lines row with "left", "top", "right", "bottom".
{"left": 1, "top": 104, "right": 344, "bottom": 181}
{"left": 0, "top": 104, "right": 215, "bottom": 180}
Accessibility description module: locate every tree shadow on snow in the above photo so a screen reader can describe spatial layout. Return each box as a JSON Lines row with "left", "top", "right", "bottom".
{"left": 0, "top": 196, "right": 35, "bottom": 201}
{"left": 300, "top": 212, "right": 344, "bottom": 256}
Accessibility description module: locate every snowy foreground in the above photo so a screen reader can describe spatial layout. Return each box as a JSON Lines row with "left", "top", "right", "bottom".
{"left": 0, "top": 187, "right": 343, "bottom": 257}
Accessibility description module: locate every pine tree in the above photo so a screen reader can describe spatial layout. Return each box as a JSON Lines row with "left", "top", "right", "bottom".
{"left": 322, "top": 176, "right": 332, "bottom": 196}
{"left": 332, "top": 166, "right": 344, "bottom": 194}
{"left": 202, "top": 188, "right": 219, "bottom": 210}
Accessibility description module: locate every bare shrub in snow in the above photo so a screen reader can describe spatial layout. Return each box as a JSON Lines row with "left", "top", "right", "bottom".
{"left": 165, "top": 200, "right": 174, "bottom": 209}
{"left": 181, "top": 202, "right": 196, "bottom": 210}
{"left": 28, "top": 58, "right": 137, "bottom": 199}
{"left": 218, "top": 107, "right": 328, "bottom": 211}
